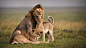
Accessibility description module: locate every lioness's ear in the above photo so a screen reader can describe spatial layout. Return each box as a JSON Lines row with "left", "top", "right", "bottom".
{"left": 32, "top": 30, "right": 34, "bottom": 32}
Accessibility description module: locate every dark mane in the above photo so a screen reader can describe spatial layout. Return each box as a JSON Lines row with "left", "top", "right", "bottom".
{"left": 29, "top": 4, "right": 44, "bottom": 13}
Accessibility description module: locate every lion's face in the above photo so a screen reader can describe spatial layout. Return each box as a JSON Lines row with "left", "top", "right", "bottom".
{"left": 32, "top": 29, "right": 40, "bottom": 37}
{"left": 33, "top": 8, "right": 43, "bottom": 17}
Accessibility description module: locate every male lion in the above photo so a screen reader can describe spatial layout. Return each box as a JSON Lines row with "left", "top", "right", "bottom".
{"left": 35, "top": 16, "right": 54, "bottom": 43}
{"left": 11, "top": 29, "right": 46, "bottom": 44}
{"left": 9, "top": 4, "right": 44, "bottom": 43}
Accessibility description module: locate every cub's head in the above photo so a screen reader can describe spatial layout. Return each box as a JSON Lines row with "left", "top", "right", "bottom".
{"left": 35, "top": 16, "right": 43, "bottom": 24}
{"left": 32, "top": 29, "right": 40, "bottom": 37}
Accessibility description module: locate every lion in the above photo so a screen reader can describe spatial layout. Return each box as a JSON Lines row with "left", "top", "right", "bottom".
{"left": 9, "top": 4, "right": 44, "bottom": 43}
{"left": 35, "top": 16, "right": 54, "bottom": 43}
{"left": 11, "top": 29, "right": 47, "bottom": 44}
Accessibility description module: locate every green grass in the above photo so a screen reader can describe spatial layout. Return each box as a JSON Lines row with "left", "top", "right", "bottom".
{"left": 0, "top": 12, "right": 86, "bottom": 48}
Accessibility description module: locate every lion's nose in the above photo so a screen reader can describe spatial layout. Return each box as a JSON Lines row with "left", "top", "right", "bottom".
{"left": 39, "top": 14, "right": 41, "bottom": 15}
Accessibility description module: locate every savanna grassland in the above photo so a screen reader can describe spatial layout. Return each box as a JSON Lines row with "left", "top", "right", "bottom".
{"left": 0, "top": 7, "right": 86, "bottom": 48}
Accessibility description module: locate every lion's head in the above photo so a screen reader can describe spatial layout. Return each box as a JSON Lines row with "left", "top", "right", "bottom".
{"left": 25, "top": 4, "right": 44, "bottom": 27}
{"left": 28, "top": 4, "right": 44, "bottom": 19}
{"left": 33, "top": 8, "right": 43, "bottom": 18}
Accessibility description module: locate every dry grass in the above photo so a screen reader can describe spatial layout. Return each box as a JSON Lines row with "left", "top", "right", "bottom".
{"left": 53, "top": 21, "right": 86, "bottom": 39}
{"left": 0, "top": 20, "right": 19, "bottom": 37}
{"left": 0, "top": 20, "right": 86, "bottom": 38}
{"left": 54, "top": 21, "right": 86, "bottom": 32}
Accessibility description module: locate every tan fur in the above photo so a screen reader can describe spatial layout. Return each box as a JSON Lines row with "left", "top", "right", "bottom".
{"left": 35, "top": 16, "right": 54, "bottom": 43}
{"left": 11, "top": 29, "right": 47, "bottom": 44}
{"left": 9, "top": 4, "right": 44, "bottom": 43}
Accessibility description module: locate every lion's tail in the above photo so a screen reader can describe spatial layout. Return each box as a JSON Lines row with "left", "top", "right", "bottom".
{"left": 48, "top": 16, "right": 54, "bottom": 24}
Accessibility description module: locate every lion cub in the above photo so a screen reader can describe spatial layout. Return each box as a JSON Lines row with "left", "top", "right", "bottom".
{"left": 11, "top": 29, "right": 46, "bottom": 44}
{"left": 35, "top": 16, "right": 54, "bottom": 43}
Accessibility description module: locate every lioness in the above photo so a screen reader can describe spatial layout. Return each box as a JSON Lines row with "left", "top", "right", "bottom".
{"left": 9, "top": 4, "right": 44, "bottom": 43}
{"left": 11, "top": 29, "right": 46, "bottom": 44}
{"left": 35, "top": 16, "right": 54, "bottom": 43}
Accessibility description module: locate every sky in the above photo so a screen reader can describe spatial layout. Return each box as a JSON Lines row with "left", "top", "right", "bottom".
{"left": 0, "top": 0, "right": 86, "bottom": 7}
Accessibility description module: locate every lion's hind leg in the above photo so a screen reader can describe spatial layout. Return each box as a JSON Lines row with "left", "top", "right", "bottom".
{"left": 9, "top": 30, "right": 21, "bottom": 43}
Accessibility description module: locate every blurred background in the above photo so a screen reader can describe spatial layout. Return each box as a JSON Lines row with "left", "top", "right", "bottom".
{"left": 0, "top": 0, "right": 86, "bottom": 13}
{"left": 0, "top": 0, "right": 86, "bottom": 48}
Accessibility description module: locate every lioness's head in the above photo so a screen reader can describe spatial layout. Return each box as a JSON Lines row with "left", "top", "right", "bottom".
{"left": 32, "top": 29, "right": 40, "bottom": 37}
